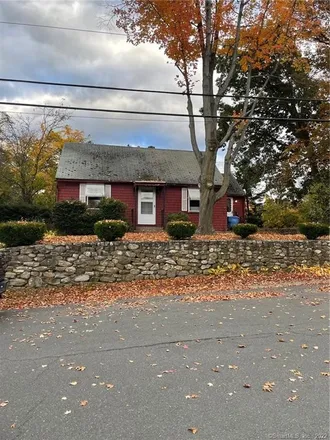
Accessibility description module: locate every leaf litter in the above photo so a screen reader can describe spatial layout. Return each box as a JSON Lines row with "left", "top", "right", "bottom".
{"left": 1, "top": 269, "right": 327, "bottom": 310}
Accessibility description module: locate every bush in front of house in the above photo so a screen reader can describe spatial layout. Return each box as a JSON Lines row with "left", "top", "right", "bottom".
{"left": 52, "top": 200, "right": 87, "bottom": 235}
{"left": 232, "top": 223, "right": 258, "bottom": 239}
{"left": 246, "top": 212, "right": 263, "bottom": 227}
{"left": 281, "top": 209, "right": 301, "bottom": 227}
{"left": 262, "top": 198, "right": 301, "bottom": 228}
{"left": 0, "top": 221, "right": 46, "bottom": 247}
{"left": 166, "top": 212, "right": 189, "bottom": 224}
{"left": 94, "top": 219, "right": 129, "bottom": 241}
{"left": 98, "top": 198, "right": 127, "bottom": 220}
{"left": 0, "top": 202, "right": 52, "bottom": 224}
{"left": 166, "top": 221, "right": 196, "bottom": 240}
{"left": 298, "top": 223, "right": 329, "bottom": 240}
{"left": 75, "top": 210, "right": 104, "bottom": 235}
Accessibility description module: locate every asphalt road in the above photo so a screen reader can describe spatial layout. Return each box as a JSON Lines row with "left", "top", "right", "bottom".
{"left": 1, "top": 283, "right": 329, "bottom": 440}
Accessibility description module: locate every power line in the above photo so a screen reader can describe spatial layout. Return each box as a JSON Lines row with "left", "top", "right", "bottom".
{"left": 5, "top": 110, "right": 203, "bottom": 123}
{"left": 1, "top": 78, "right": 327, "bottom": 103}
{"left": 0, "top": 101, "right": 328, "bottom": 123}
{"left": 0, "top": 20, "right": 125, "bottom": 36}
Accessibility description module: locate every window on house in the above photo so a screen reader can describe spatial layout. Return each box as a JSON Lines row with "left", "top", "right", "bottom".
{"left": 80, "top": 184, "right": 110, "bottom": 207}
{"left": 188, "top": 188, "right": 200, "bottom": 212}
{"left": 227, "top": 197, "right": 233, "bottom": 216}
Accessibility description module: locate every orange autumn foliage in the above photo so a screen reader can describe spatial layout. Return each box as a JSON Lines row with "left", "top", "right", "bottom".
{"left": 109, "top": 0, "right": 327, "bottom": 235}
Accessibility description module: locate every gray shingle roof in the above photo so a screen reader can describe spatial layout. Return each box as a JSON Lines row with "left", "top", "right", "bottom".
{"left": 56, "top": 143, "right": 245, "bottom": 196}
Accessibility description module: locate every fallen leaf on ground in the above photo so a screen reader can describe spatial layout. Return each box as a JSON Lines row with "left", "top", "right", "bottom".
{"left": 228, "top": 365, "right": 238, "bottom": 370}
{"left": 243, "top": 384, "right": 251, "bottom": 388}
{"left": 287, "top": 395, "right": 299, "bottom": 402}
{"left": 75, "top": 366, "right": 86, "bottom": 371}
{"left": 10, "top": 423, "right": 16, "bottom": 429}
{"left": 106, "top": 383, "right": 114, "bottom": 389}
{"left": 263, "top": 382, "right": 275, "bottom": 392}
{"left": 185, "top": 394, "right": 199, "bottom": 399}
{"left": 321, "top": 372, "right": 330, "bottom": 377}
{"left": 0, "top": 401, "right": 8, "bottom": 408}
{"left": 188, "top": 427, "right": 198, "bottom": 434}
{"left": 80, "top": 400, "right": 88, "bottom": 406}
{"left": 2, "top": 269, "right": 324, "bottom": 311}
{"left": 301, "top": 344, "right": 308, "bottom": 349}
{"left": 324, "top": 360, "right": 330, "bottom": 364}
{"left": 212, "top": 367, "right": 220, "bottom": 373}
{"left": 238, "top": 345, "right": 246, "bottom": 348}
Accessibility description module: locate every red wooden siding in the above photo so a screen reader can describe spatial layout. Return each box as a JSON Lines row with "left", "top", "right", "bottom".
{"left": 111, "top": 183, "right": 136, "bottom": 225}
{"left": 232, "top": 196, "right": 245, "bottom": 222}
{"left": 164, "top": 186, "right": 228, "bottom": 231}
{"left": 57, "top": 181, "right": 79, "bottom": 201}
{"left": 56, "top": 180, "right": 243, "bottom": 231}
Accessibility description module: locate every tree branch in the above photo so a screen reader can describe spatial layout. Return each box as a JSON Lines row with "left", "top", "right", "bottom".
{"left": 215, "top": 0, "right": 245, "bottom": 106}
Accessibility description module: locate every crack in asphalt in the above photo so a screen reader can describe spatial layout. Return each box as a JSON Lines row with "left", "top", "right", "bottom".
{"left": 0, "top": 329, "right": 304, "bottom": 363}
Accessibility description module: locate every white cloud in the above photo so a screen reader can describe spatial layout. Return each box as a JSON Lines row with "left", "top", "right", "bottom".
{"left": 0, "top": 0, "right": 207, "bottom": 150}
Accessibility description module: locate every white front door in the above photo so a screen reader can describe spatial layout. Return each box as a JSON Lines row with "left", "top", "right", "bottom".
{"left": 138, "top": 188, "right": 156, "bottom": 225}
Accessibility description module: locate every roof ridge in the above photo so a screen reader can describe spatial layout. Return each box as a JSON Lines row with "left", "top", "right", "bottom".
{"left": 64, "top": 142, "right": 200, "bottom": 154}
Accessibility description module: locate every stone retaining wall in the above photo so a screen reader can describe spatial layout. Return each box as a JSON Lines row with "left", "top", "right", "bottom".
{"left": 1, "top": 240, "right": 329, "bottom": 288}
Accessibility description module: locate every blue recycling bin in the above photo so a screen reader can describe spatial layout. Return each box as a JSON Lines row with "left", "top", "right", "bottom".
{"left": 227, "top": 216, "right": 240, "bottom": 229}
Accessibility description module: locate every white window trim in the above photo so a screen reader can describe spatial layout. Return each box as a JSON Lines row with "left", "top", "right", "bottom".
{"left": 79, "top": 183, "right": 111, "bottom": 205}
{"left": 181, "top": 188, "right": 188, "bottom": 212}
{"left": 227, "top": 197, "right": 234, "bottom": 216}
{"left": 188, "top": 188, "right": 200, "bottom": 213}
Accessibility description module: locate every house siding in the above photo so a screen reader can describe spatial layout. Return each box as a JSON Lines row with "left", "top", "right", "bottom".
{"left": 57, "top": 181, "right": 80, "bottom": 201}
{"left": 57, "top": 180, "right": 241, "bottom": 231}
{"left": 164, "top": 186, "right": 228, "bottom": 231}
{"left": 111, "top": 183, "right": 136, "bottom": 225}
{"left": 232, "top": 196, "right": 245, "bottom": 222}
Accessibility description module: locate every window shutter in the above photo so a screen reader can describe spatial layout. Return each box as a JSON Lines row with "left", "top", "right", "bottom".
{"left": 104, "top": 184, "right": 111, "bottom": 198}
{"left": 181, "top": 188, "right": 188, "bottom": 212}
{"left": 79, "top": 183, "right": 86, "bottom": 203}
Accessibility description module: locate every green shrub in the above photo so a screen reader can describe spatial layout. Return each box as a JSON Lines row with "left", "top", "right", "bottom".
{"left": 0, "top": 203, "right": 51, "bottom": 223}
{"left": 262, "top": 198, "right": 300, "bottom": 228}
{"left": 232, "top": 223, "right": 258, "bottom": 239}
{"left": 246, "top": 213, "right": 263, "bottom": 227}
{"left": 52, "top": 200, "right": 87, "bottom": 235}
{"left": 281, "top": 209, "right": 301, "bottom": 227}
{"left": 98, "top": 198, "right": 127, "bottom": 220}
{"left": 166, "top": 212, "right": 189, "bottom": 224}
{"left": 75, "top": 210, "right": 103, "bottom": 235}
{"left": 0, "top": 221, "right": 46, "bottom": 247}
{"left": 94, "top": 220, "right": 128, "bottom": 241}
{"left": 299, "top": 183, "right": 330, "bottom": 225}
{"left": 298, "top": 223, "right": 329, "bottom": 240}
{"left": 166, "top": 221, "right": 196, "bottom": 239}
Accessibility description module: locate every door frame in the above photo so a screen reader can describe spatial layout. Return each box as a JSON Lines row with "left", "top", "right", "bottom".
{"left": 137, "top": 187, "right": 156, "bottom": 225}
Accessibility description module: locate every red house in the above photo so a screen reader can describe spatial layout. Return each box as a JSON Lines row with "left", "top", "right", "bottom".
{"left": 56, "top": 143, "right": 245, "bottom": 231}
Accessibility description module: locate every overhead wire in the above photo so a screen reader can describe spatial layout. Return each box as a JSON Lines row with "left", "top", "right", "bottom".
{"left": 0, "top": 20, "right": 125, "bottom": 36}
{"left": 1, "top": 78, "right": 328, "bottom": 103}
{"left": 0, "top": 101, "right": 328, "bottom": 123}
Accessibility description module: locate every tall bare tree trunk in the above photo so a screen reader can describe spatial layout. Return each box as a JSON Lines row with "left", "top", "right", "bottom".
{"left": 197, "top": 0, "right": 219, "bottom": 234}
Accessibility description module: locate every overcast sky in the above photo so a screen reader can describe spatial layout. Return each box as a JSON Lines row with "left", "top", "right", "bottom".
{"left": 0, "top": 0, "right": 225, "bottom": 168}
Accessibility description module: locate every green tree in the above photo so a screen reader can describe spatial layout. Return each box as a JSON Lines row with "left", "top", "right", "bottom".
{"left": 0, "top": 111, "right": 87, "bottom": 206}
{"left": 217, "top": 57, "right": 329, "bottom": 204}
{"left": 299, "top": 183, "right": 330, "bottom": 225}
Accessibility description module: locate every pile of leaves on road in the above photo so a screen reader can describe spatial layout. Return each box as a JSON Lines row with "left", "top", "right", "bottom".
{"left": 39, "top": 231, "right": 329, "bottom": 245}
{"left": 0, "top": 269, "right": 328, "bottom": 310}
